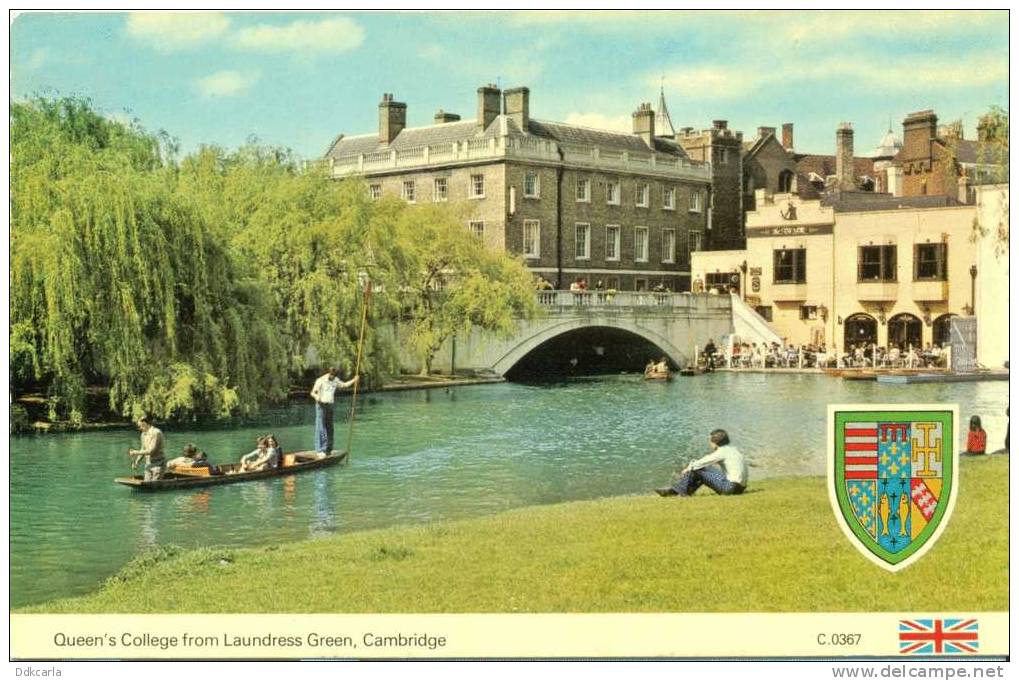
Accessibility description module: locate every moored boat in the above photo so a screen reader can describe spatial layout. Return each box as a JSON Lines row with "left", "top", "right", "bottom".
{"left": 115, "top": 450, "right": 347, "bottom": 492}
{"left": 644, "top": 370, "right": 673, "bottom": 381}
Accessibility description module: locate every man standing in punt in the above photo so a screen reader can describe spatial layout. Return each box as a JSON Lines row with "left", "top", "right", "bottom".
{"left": 310, "top": 367, "right": 359, "bottom": 456}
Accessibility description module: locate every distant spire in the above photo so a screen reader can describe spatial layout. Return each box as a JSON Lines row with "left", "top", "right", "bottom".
{"left": 656, "top": 82, "right": 676, "bottom": 137}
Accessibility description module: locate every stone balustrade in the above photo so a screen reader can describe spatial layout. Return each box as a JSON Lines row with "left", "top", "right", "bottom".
{"left": 329, "top": 135, "right": 711, "bottom": 182}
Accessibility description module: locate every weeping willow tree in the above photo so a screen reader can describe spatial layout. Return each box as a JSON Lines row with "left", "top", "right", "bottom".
{"left": 10, "top": 97, "right": 287, "bottom": 422}
{"left": 177, "top": 145, "right": 408, "bottom": 385}
{"left": 391, "top": 203, "right": 541, "bottom": 375}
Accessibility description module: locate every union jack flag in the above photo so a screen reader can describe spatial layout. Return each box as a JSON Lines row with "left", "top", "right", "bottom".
{"left": 899, "top": 619, "right": 979, "bottom": 655}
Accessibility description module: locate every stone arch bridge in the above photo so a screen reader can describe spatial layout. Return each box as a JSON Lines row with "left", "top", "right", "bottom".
{"left": 416, "top": 291, "right": 781, "bottom": 376}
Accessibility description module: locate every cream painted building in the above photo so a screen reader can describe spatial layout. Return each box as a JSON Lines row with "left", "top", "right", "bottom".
{"left": 973, "top": 185, "right": 1010, "bottom": 368}
{"left": 693, "top": 189, "right": 991, "bottom": 355}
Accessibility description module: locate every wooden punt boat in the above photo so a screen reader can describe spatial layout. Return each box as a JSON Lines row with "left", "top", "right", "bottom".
{"left": 115, "top": 450, "right": 347, "bottom": 492}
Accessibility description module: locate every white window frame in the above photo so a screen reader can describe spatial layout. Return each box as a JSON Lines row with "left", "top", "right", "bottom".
{"left": 433, "top": 177, "right": 448, "bottom": 202}
{"left": 689, "top": 191, "right": 703, "bottom": 213}
{"left": 606, "top": 180, "right": 620, "bottom": 205}
{"left": 663, "top": 186, "right": 675, "bottom": 210}
{"left": 605, "top": 225, "right": 621, "bottom": 261}
{"left": 402, "top": 180, "right": 416, "bottom": 203}
{"left": 575, "top": 223, "right": 590, "bottom": 260}
{"left": 524, "top": 172, "right": 540, "bottom": 199}
{"left": 469, "top": 220, "right": 484, "bottom": 240}
{"left": 662, "top": 229, "right": 675, "bottom": 264}
{"left": 636, "top": 183, "right": 650, "bottom": 208}
{"left": 369, "top": 184, "right": 382, "bottom": 201}
{"left": 576, "top": 178, "right": 590, "bottom": 203}
{"left": 635, "top": 226, "right": 649, "bottom": 262}
{"left": 470, "top": 174, "right": 485, "bottom": 199}
{"left": 523, "top": 219, "right": 541, "bottom": 258}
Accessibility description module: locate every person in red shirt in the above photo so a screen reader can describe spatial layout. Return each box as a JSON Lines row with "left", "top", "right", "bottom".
{"left": 965, "top": 415, "right": 987, "bottom": 456}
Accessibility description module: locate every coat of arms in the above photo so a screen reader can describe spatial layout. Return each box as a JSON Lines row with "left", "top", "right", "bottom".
{"left": 828, "top": 405, "right": 958, "bottom": 571}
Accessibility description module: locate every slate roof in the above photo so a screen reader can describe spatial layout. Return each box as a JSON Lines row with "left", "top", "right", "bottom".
{"left": 821, "top": 192, "right": 961, "bottom": 213}
{"left": 794, "top": 153, "right": 875, "bottom": 179}
{"left": 324, "top": 115, "right": 691, "bottom": 160}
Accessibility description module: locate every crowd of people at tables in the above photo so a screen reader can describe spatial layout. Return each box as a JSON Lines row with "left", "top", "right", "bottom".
{"left": 702, "top": 340, "right": 950, "bottom": 370}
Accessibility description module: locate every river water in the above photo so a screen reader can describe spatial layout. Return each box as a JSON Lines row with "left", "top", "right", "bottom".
{"left": 10, "top": 374, "right": 1009, "bottom": 607}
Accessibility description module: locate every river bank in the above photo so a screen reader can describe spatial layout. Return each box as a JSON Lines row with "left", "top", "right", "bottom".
{"left": 21, "top": 455, "right": 1008, "bottom": 614}
{"left": 11, "top": 374, "right": 506, "bottom": 434}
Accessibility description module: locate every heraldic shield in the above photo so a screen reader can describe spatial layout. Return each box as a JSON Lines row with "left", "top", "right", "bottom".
{"left": 828, "top": 405, "right": 959, "bottom": 572}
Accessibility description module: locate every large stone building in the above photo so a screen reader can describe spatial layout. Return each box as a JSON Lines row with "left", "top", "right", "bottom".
{"left": 324, "top": 85, "right": 712, "bottom": 292}
{"left": 677, "top": 120, "right": 745, "bottom": 251}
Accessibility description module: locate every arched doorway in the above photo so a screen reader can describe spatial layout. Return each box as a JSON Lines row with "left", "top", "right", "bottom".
{"left": 932, "top": 314, "right": 955, "bottom": 348}
{"left": 888, "top": 313, "right": 922, "bottom": 350}
{"left": 778, "top": 169, "right": 795, "bottom": 193}
{"left": 844, "top": 313, "right": 877, "bottom": 349}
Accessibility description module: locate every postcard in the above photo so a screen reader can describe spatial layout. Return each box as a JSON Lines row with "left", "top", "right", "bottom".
{"left": 7, "top": 8, "right": 1011, "bottom": 673}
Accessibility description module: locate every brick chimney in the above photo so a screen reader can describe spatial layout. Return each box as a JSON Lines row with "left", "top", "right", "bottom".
{"left": 378, "top": 93, "right": 406, "bottom": 145}
{"left": 902, "top": 110, "right": 937, "bottom": 160}
{"left": 632, "top": 102, "right": 655, "bottom": 146}
{"left": 782, "top": 123, "right": 794, "bottom": 150}
{"left": 477, "top": 84, "right": 501, "bottom": 131}
{"left": 713, "top": 120, "right": 728, "bottom": 130}
{"left": 836, "top": 122, "right": 855, "bottom": 191}
{"left": 757, "top": 126, "right": 776, "bottom": 139}
{"left": 503, "top": 87, "right": 530, "bottom": 130}
{"left": 434, "top": 109, "right": 461, "bottom": 124}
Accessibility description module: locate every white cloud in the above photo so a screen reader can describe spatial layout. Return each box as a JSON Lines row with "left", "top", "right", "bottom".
{"left": 563, "top": 112, "right": 631, "bottom": 134}
{"left": 26, "top": 48, "right": 48, "bottom": 70}
{"left": 195, "top": 70, "right": 260, "bottom": 99}
{"left": 655, "top": 51, "right": 1007, "bottom": 101}
{"left": 231, "top": 17, "right": 365, "bottom": 54}
{"left": 126, "top": 12, "right": 231, "bottom": 52}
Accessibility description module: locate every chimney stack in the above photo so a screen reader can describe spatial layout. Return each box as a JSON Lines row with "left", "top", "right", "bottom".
{"left": 757, "top": 126, "right": 776, "bottom": 140}
{"left": 902, "top": 110, "right": 937, "bottom": 160}
{"left": 836, "top": 122, "right": 855, "bottom": 192}
{"left": 713, "top": 120, "right": 728, "bottom": 131}
{"left": 477, "top": 84, "right": 501, "bottom": 131}
{"left": 434, "top": 109, "right": 461, "bottom": 124}
{"left": 378, "top": 93, "right": 407, "bottom": 145}
{"left": 632, "top": 102, "right": 655, "bottom": 146}
{"left": 503, "top": 87, "right": 530, "bottom": 130}
{"left": 782, "top": 123, "right": 794, "bottom": 150}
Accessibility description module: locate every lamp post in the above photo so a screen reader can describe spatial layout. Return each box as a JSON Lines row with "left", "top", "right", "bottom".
{"left": 969, "top": 264, "right": 978, "bottom": 317}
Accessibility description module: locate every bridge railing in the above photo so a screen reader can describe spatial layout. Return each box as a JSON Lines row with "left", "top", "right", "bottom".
{"left": 536, "top": 290, "right": 729, "bottom": 310}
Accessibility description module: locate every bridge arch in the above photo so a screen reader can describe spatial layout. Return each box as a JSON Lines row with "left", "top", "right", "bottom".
{"left": 491, "top": 318, "right": 692, "bottom": 376}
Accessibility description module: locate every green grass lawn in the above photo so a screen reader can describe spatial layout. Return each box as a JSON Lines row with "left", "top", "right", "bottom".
{"left": 23, "top": 456, "right": 1007, "bottom": 614}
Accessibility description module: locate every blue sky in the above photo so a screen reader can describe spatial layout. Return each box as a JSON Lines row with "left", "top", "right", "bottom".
{"left": 11, "top": 10, "right": 1009, "bottom": 160}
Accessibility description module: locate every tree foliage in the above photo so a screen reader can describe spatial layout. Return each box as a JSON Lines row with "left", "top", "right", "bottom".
{"left": 11, "top": 97, "right": 286, "bottom": 421}
{"left": 392, "top": 203, "right": 540, "bottom": 374}
{"left": 11, "top": 97, "right": 540, "bottom": 421}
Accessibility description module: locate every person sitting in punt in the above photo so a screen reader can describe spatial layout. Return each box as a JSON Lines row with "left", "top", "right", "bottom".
{"left": 240, "top": 437, "right": 273, "bottom": 472}
{"left": 189, "top": 449, "right": 218, "bottom": 474}
{"left": 654, "top": 357, "right": 668, "bottom": 373}
{"left": 166, "top": 443, "right": 199, "bottom": 470}
{"left": 265, "top": 434, "right": 283, "bottom": 468}
{"left": 644, "top": 359, "right": 656, "bottom": 376}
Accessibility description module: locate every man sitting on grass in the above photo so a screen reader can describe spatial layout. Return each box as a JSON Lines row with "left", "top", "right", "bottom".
{"left": 656, "top": 429, "right": 747, "bottom": 497}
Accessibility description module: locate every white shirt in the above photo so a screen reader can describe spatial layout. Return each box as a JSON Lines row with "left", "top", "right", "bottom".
{"left": 311, "top": 374, "right": 343, "bottom": 404}
{"left": 690, "top": 445, "right": 748, "bottom": 486}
